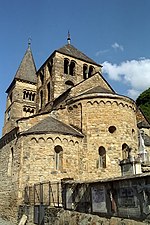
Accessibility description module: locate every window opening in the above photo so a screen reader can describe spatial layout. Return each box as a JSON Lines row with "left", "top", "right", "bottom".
{"left": 47, "top": 82, "right": 51, "bottom": 102}
{"left": 83, "top": 65, "right": 88, "bottom": 79}
{"left": 40, "top": 90, "right": 43, "bottom": 109}
{"left": 54, "top": 145, "right": 63, "bottom": 170}
{"left": 98, "top": 146, "right": 106, "bottom": 168}
{"left": 88, "top": 66, "right": 94, "bottom": 78}
{"left": 69, "top": 61, "right": 75, "bottom": 75}
{"left": 64, "top": 59, "right": 69, "bottom": 74}
{"left": 108, "top": 126, "right": 116, "bottom": 133}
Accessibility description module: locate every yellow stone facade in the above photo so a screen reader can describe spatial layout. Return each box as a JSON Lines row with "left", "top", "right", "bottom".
{"left": 0, "top": 41, "right": 146, "bottom": 219}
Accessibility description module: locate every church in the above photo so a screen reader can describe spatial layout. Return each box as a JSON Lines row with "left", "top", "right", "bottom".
{"left": 0, "top": 35, "right": 150, "bottom": 218}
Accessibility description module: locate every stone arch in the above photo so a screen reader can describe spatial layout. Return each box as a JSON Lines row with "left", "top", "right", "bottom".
{"left": 30, "top": 137, "right": 38, "bottom": 143}
{"left": 99, "top": 100, "right": 105, "bottom": 106}
{"left": 86, "top": 101, "right": 93, "bottom": 106}
{"left": 112, "top": 101, "right": 118, "bottom": 106}
{"left": 54, "top": 137, "right": 62, "bottom": 145}
{"left": 69, "top": 140, "right": 74, "bottom": 146}
{"left": 106, "top": 101, "right": 112, "bottom": 106}
{"left": 65, "top": 80, "right": 74, "bottom": 87}
{"left": 63, "top": 138, "right": 68, "bottom": 146}
{"left": 47, "top": 137, "right": 54, "bottom": 144}
{"left": 38, "top": 137, "right": 45, "bottom": 144}
{"left": 93, "top": 101, "right": 99, "bottom": 106}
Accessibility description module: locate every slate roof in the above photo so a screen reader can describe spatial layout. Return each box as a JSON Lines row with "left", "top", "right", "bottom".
{"left": 80, "top": 86, "right": 115, "bottom": 96}
{"left": 57, "top": 44, "right": 100, "bottom": 66}
{"left": 21, "top": 116, "right": 83, "bottom": 137}
{"left": 6, "top": 46, "right": 37, "bottom": 93}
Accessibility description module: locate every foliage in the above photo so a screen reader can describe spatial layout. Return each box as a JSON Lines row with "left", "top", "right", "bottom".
{"left": 136, "top": 88, "right": 150, "bottom": 122}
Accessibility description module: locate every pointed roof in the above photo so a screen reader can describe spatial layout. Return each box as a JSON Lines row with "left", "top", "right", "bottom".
{"left": 6, "top": 46, "right": 37, "bottom": 93}
{"left": 21, "top": 116, "right": 83, "bottom": 137}
{"left": 57, "top": 44, "right": 100, "bottom": 66}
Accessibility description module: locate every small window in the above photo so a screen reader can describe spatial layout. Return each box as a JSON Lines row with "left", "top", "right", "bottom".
{"left": 47, "top": 82, "right": 51, "bottom": 102}
{"left": 64, "top": 59, "right": 69, "bottom": 74}
{"left": 83, "top": 65, "right": 88, "bottom": 79}
{"left": 98, "top": 146, "right": 106, "bottom": 168}
{"left": 108, "top": 126, "right": 116, "bottom": 133}
{"left": 48, "top": 59, "right": 53, "bottom": 76}
{"left": 69, "top": 61, "right": 75, "bottom": 75}
{"left": 88, "top": 66, "right": 94, "bottom": 78}
{"left": 40, "top": 90, "right": 43, "bottom": 109}
{"left": 54, "top": 145, "right": 63, "bottom": 170}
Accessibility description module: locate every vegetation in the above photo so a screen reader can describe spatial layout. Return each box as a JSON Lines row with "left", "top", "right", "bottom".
{"left": 136, "top": 88, "right": 150, "bottom": 122}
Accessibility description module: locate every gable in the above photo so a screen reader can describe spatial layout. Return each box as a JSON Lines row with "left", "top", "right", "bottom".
{"left": 69, "top": 72, "right": 115, "bottom": 99}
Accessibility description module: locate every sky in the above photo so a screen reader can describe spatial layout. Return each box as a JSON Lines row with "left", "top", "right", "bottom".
{"left": 0, "top": 0, "right": 150, "bottom": 135}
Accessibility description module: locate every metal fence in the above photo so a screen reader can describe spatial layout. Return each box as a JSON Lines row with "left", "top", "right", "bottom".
{"left": 24, "top": 181, "right": 62, "bottom": 207}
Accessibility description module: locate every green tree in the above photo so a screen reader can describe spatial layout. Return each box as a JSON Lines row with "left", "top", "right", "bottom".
{"left": 136, "top": 88, "right": 150, "bottom": 122}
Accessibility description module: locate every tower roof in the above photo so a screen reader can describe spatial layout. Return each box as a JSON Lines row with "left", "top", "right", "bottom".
{"left": 6, "top": 46, "right": 37, "bottom": 93}
{"left": 57, "top": 44, "right": 100, "bottom": 66}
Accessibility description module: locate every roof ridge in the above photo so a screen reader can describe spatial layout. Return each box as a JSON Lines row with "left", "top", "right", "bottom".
{"left": 57, "top": 44, "right": 100, "bottom": 66}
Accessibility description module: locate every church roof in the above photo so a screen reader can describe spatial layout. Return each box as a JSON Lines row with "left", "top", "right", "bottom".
{"left": 6, "top": 46, "right": 36, "bottom": 93}
{"left": 57, "top": 44, "right": 100, "bottom": 66}
{"left": 21, "top": 116, "right": 83, "bottom": 137}
{"left": 80, "top": 86, "right": 115, "bottom": 95}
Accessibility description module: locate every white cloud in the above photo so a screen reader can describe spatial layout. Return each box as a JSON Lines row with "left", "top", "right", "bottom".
{"left": 102, "top": 59, "right": 150, "bottom": 99}
{"left": 112, "top": 42, "right": 124, "bottom": 51}
{"left": 96, "top": 49, "right": 109, "bottom": 56}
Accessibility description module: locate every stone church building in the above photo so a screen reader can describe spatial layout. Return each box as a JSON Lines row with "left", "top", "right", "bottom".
{"left": 0, "top": 37, "right": 150, "bottom": 218}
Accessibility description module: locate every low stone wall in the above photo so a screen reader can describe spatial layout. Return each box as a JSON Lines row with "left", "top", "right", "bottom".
{"left": 24, "top": 207, "right": 149, "bottom": 225}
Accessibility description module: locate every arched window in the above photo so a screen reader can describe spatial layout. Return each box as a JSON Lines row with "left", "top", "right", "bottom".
{"left": 83, "top": 64, "right": 88, "bottom": 79}
{"left": 122, "top": 143, "right": 129, "bottom": 160}
{"left": 40, "top": 90, "right": 43, "bottom": 109}
{"left": 69, "top": 61, "right": 75, "bottom": 76}
{"left": 98, "top": 146, "right": 106, "bottom": 168}
{"left": 88, "top": 66, "right": 94, "bottom": 78}
{"left": 54, "top": 145, "right": 63, "bottom": 170}
{"left": 64, "top": 59, "right": 69, "bottom": 74}
{"left": 47, "top": 82, "right": 51, "bottom": 102}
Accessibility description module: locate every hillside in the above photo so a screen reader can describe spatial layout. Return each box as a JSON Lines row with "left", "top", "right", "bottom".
{"left": 136, "top": 88, "right": 150, "bottom": 123}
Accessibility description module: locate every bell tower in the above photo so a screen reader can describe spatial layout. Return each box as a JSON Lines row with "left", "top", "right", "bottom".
{"left": 3, "top": 43, "right": 37, "bottom": 135}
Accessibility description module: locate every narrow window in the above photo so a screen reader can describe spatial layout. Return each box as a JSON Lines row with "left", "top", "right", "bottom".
{"left": 69, "top": 61, "right": 75, "bottom": 76}
{"left": 32, "top": 93, "right": 35, "bottom": 101}
{"left": 83, "top": 65, "right": 88, "bottom": 79}
{"left": 54, "top": 145, "right": 63, "bottom": 170}
{"left": 40, "top": 90, "right": 43, "bottom": 109}
{"left": 98, "top": 146, "right": 106, "bottom": 168}
{"left": 48, "top": 59, "right": 53, "bottom": 76}
{"left": 47, "top": 82, "right": 50, "bottom": 102}
{"left": 23, "top": 91, "right": 26, "bottom": 99}
{"left": 40, "top": 72, "right": 44, "bottom": 85}
{"left": 88, "top": 66, "right": 94, "bottom": 78}
{"left": 64, "top": 59, "right": 69, "bottom": 74}
{"left": 29, "top": 92, "right": 32, "bottom": 101}
{"left": 7, "top": 109, "right": 11, "bottom": 121}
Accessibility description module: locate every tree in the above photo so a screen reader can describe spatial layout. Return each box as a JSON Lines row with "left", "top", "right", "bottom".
{"left": 136, "top": 88, "right": 150, "bottom": 122}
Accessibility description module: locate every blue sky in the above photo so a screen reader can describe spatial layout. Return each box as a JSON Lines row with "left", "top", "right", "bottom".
{"left": 0, "top": 0, "right": 150, "bottom": 135}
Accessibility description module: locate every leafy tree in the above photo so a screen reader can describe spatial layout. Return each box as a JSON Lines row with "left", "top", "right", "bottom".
{"left": 136, "top": 88, "right": 150, "bottom": 122}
